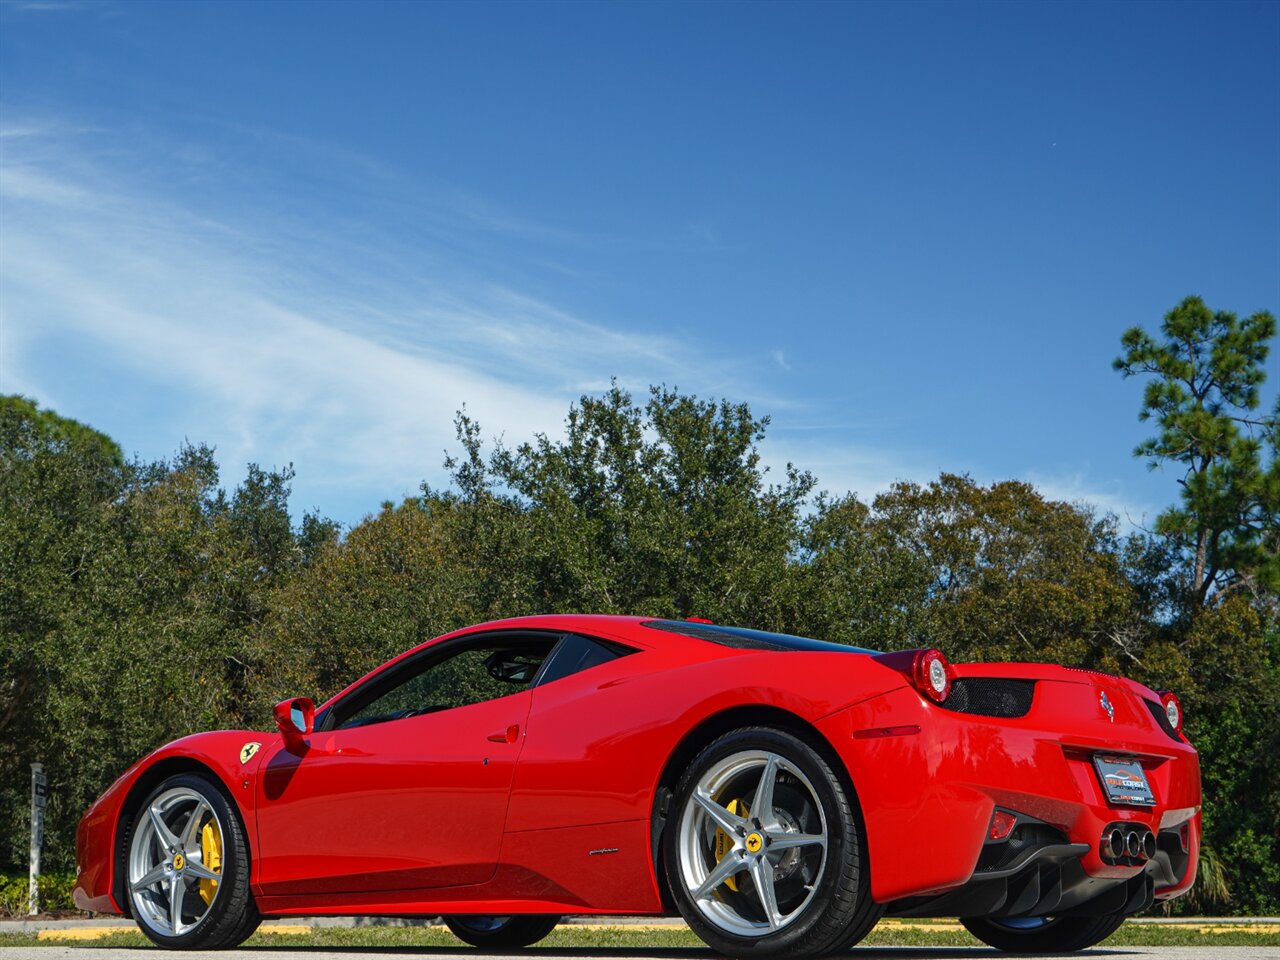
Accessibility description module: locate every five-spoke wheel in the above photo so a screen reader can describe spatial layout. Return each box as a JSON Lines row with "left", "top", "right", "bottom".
{"left": 665, "top": 727, "right": 881, "bottom": 958}
{"left": 677, "top": 748, "right": 828, "bottom": 935}
{"left": 127, "top": 773, "right": 259, "bottom": 948}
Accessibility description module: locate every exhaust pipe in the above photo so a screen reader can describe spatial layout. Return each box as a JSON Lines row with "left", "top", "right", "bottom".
{"left": 1126, "top": 831, "right": 1143, "bottom": 859}
{"left": 1107, "top": 828, "right": 1126, "bottom": 860}
{"left": 1102, "top": 823, "right": 1155, "bottom": 863}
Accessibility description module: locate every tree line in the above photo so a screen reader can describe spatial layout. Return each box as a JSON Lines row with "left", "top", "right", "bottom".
{"left": 1, "top": 296, "right": 1276, "bottom": 913}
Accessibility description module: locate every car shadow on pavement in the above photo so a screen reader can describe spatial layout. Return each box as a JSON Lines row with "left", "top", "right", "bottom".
{"left": 147, "top": 948, "right": 1138, "bottom": 958}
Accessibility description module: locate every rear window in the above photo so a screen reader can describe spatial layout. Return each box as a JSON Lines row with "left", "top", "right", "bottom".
{"left": 535, "top": 633, "right": 634, "bottom": 686}
{"left": 642, "top": 620, "right": 877, "bottom": 654}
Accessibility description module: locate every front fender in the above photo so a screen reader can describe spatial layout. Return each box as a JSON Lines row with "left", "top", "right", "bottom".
{"left": 73, "top": 729, "right": 276, "bottom": 914}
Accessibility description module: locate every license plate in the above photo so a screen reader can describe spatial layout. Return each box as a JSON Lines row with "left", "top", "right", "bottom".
{"left": 1094, "top": 755, "right": 1156, "bottom": 806}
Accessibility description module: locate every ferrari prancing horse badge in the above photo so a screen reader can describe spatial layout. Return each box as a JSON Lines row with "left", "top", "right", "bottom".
{"left": 240, "top": 742, "right": 261, "bottom": 764}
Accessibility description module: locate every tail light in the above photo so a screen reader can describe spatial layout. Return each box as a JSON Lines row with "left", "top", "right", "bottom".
{"left": 1159, "top": 691, "right": 1183, "bottom": 735}
{"left": 873, "top": 647, "right": 954, "bottom": 703}
{"left": 914, "top": 648, "right": 954, "bottom": 702}
{"left": 988, "top": 809, "right": 1017, "bottom": 841}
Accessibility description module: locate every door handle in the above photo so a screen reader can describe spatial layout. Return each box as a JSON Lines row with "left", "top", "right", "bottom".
{"left": 487, "top": 724, "right": 520, "bottom": 744}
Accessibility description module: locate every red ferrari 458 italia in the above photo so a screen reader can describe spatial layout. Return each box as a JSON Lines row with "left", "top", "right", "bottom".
{"left": 74, "top": 615, "right": 1200, "bottom": 956}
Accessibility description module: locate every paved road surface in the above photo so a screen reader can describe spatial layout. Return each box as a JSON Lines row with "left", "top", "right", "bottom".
{"left": 3, "top": 948, "right": 1278, "bottom": 960}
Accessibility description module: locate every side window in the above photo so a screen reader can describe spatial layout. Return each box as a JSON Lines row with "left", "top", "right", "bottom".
{"left": 338, "top": 640, "right": 555, "bottom": 730}
{"left": 535, "top": 633, "right": 634, "bottom": 687}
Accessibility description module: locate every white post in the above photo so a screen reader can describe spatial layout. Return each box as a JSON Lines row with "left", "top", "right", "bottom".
{"left": 29, "top": 762, "right": 46, "bottom": 917}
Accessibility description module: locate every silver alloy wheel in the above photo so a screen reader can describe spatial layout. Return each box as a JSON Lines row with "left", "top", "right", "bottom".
{"left": 676, "top": 749, "right": 828, "bottom": 937}
{"left": 128, "top": 786, "right": 224, "bottom": 938}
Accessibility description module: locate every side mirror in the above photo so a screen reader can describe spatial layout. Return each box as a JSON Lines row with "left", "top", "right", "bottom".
{"left": 274, "top": 697, "right": 315, "bottom": 752}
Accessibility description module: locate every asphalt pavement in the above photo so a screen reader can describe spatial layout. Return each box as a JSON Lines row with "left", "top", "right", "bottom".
{"left": 3, "top": 948, "right": 1279, "bottom": 960}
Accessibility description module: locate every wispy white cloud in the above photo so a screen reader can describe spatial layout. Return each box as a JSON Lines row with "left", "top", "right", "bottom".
{"left": 0, "top": 1, "right": 120, "bottom": 24}
{"left": 1, "top": 1, "right": 86, "bottom": 12}
{"left": 763, "top": 436, "right": 935, "bottom": 501}
{"left": 762, "top": 431, "right": 1154, "bottom": 529}
{"left": 2, "top": 118, "right": 1010, "bottom": 527}
{"left": 1024, "top": 470, "right": 1155, "bottom": 530}
{"left": 0, "top": 120, "right": 816, "bottom": 520}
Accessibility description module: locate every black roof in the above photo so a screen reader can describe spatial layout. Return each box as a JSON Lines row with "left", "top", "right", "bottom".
{"left": 642, "top": 619, "right": 877, "bottom": 655}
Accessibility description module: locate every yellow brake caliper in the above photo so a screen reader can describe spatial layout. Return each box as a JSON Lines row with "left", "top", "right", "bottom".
{"left": 713, "top": 799, "right": 749, "bottom": 892}
{"left": 199, "top": 819, "right": 222, "bottom": 905}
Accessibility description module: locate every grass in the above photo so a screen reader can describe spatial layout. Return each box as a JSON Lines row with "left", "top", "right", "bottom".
{"left": 1, "top": 918, "right": 1278, "bottom": 950}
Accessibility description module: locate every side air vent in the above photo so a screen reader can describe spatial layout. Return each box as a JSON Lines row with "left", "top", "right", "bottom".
{"left": 941, "top": 678, "right": 1036, "bottom": 718}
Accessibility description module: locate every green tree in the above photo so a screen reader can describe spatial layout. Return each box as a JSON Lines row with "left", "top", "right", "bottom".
{"left": 867, "top": 474, "right": 1137, "bottom": 668}
{"left": 1115, "top": 298, "right": 1280, "bottom": 914}
{"left": 1, "top": 396, "right": 135, "bottom": 870}
{"left": 0, "top": 396, "right": 319, "bottom": 872}
{"left": 484, "top": 384, "right": 812, "bottom": 625}
{"left": 250, "top": 495, "right": 475, "bottom": 708}
{"left": 787, "top": 493, "right": 929, "bottom": 651}
{"left": 256, "top": 384, "right": 817, "bottom": 710}
{"left": 7, "top": 378, "right": 1277, "bottom": 915}
{"left": 1114, "top": 295, "right": 1278, "bottom": 605}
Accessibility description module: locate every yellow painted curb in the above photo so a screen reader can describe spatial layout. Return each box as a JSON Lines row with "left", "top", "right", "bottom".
{"left": 570, "top": 923, "right": 695, "bottom": 930}
{"left": 35, "top": 922, "right": 318, "bottom": 941}
{"left": 573, "top": 920, "right": 971, "bottom": 932}
{"left": 36, "top": 928, "right": 124, "bottom": 941}
{"left": 1189, "top": 925, "right": 1280, "bottom": 935}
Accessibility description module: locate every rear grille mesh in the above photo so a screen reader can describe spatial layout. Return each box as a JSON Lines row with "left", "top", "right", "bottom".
{"left": 941, "top": 678, "right": 1036, "bottom": 718}
{"left": 975, "top": 822, "right": 1068, "bottom": 872}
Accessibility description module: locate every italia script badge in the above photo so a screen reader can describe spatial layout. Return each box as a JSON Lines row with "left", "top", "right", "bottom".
{"left": 239, "top": 742, "right": 261, "bottom": 764}
{"left": 1099, "top": 692, "right": 1115, "bottom": 723}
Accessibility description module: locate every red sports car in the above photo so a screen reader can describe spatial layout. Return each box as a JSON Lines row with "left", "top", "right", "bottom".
{"left": 74, "top": 615, "right": 1200, "bottom": 956}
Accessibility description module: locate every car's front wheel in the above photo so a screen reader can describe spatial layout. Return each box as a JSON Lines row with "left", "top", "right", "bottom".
{"left": 443, "top": 915, "right": 561, "bottom": 948}
{"left": 664, "top": 726, "right": 880, "bottom": 958}
{"left": 125, "top": 772, "right": 260, "bottom": 949}
{"left": 961, "top": 914, "right": 1127, "bottom": 953}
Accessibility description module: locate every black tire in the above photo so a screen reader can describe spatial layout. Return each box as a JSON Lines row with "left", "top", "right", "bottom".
{"left": 443, "top": 915, "right": 561, "bottom": 948}
{"left": 125, "top": 773, "right": 260, "bottom": 949}
{"left": 961, "top": 913, "right": 1127, "bottom": 953}
{"left": 663, "top": 727, "right": 877, "bottom": 959}
{"left": 824, "top": 895, "right": 884, "bottom": 953}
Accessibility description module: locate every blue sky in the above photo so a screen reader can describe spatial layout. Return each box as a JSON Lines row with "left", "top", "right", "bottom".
{"left": 2, "top": 0, "right": 1277, "bottom": 528}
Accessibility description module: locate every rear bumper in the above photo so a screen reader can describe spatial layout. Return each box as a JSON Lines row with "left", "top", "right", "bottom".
{"left": 817, "top": 681, "right": 1201, "bottom": 907}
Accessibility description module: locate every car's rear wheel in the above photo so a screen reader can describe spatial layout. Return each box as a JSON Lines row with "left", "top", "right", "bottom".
{"left": 443, "top": 915, "right": 561, "bottom": 948}
{"left": 664, "top": 727, "right": 879, "bottom": 958}
{"left": 126, "top": 773, "right": 260, "bottom": 949}
{"left": 961, "top": 913, "right": 1126, "bottom": 953}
